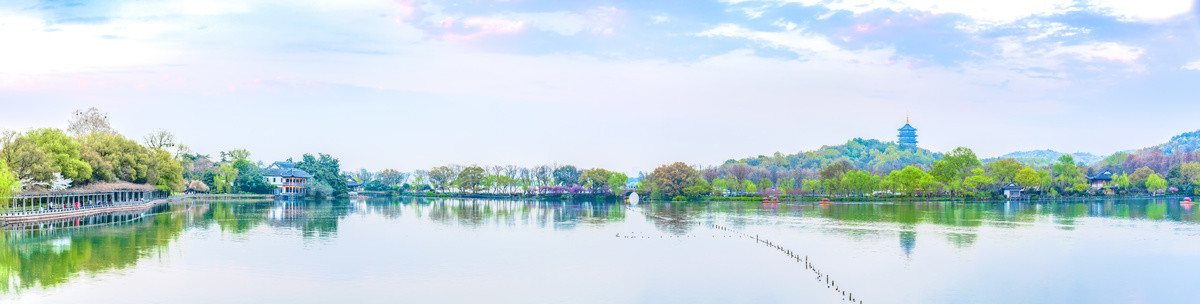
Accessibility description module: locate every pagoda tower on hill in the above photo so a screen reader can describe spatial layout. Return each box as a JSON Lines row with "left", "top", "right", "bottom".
{"left": 898, "top": 115, "right": 918, "bottom": 148}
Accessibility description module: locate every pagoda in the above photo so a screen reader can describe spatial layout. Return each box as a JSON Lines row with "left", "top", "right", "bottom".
{"left": 898, "top": 115, "right": 918, "bottom": 147}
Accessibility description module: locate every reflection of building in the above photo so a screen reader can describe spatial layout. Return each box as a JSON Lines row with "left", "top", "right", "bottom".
{"left": 898, "top": 115, "right": 918, "bottom": 147}
{"left": 262, "top": 162, "right": 312, "bottom": 197}
{"left": 899, "top": 230, "right": 916, "bottom": 258}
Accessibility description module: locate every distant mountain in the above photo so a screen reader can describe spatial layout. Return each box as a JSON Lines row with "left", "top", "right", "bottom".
{"left": 1153, "top": 129, "right": 1200, "bottom": 155}
{"left": 992, "top": 150, "right": 1103, "bottom": 165}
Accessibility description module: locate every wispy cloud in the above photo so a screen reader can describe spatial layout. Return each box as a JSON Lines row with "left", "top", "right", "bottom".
{"left": 1184, "top": 60, "right": 1200, "bottom": 71}
{"left": 1, "top": 0, "right": 1197, "bottom": 169}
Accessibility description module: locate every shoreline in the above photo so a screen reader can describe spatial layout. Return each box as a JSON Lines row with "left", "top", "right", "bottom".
{"left": 389, "top": 193, "right": 1189, "bottom": 204}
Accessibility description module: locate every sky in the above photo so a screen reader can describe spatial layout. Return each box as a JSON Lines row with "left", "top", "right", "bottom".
{"left": 1, "top": 0, "right": 1198, "bottom": 173}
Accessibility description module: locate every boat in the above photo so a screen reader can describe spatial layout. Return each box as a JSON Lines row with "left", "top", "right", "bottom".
{"left": 762, "top": 196, "right": 779, "bottom": 203}
{"left": 1182, "top": 197, "right": 1193, "bottom": 204}
{"left": 820, "top": 198, "right": 830, "bottom": 204}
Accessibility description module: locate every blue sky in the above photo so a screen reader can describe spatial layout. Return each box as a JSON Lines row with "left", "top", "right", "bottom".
{"left": 1, "top": 0, "right": 1198, "bottom": 173}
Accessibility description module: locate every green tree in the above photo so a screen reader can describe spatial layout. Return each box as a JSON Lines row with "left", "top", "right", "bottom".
{"left": 843, "top": 170, "right": 880, "bottom": 196}
{"left": 1130, "top": 166, "right": 1155, "bottom": 189}
{"left": 711, "top": 177, "right": 728, "bottom": 196}
{"left": 80, "top": 132, "right": 151, "bottom": 183}
{"left": 1015, "top": 167, "right": 1041, "bottom": 187}
{"left": 606, "top": 172, "right": 629, "bottom": 193}
{"left": 215, "top": 163, "right": 237, "bottom": 194}
{"left": 429, "top": 166, "right": 457, "bottom": 192}
{"left": 650, "top": 162, "right": 699, "bottom": 198}
{"left": 756, "top": 178, "right": 773, "bottom": 194}
{"left": 295, "top": 153, "right": 348, "bottom": 198}
{"left": 1100, "top": 152, "right": 1130, "bottom": 170}
{"left": 1, "top": 132, "right": 56, "bottom": 189}
{"left": 930, "top": 147, "right": 981, "bottom": 186}
{"left": 986, "top": 158, "right": 1024, "bottom": 183}
{"left": 777, "top": 177, "right": 795, "bottom": 194}
{"left": 1051, "top": 155, "right": 1085, "bottom": 190}
{"left": 1178, "top": 162, "right": 1200, "bottom": 185}
{"left": 455, "top": 166, "right": 486, "bottom": 193}
{"left": 1146, "top": 174, "right": 1168, "bottom": 194}
{"left": 0, "top": 161, "right": 19, "bottom": 208}
{"left": 887, "top": 165, "right": 934, "bottom": 196}
{"left": 553, "top": 165, "right": 580, "bottom": 186}
{"left": 25, "top": 128, "right": 92, "bottom": 183}
{"left": 231, "top": 155, "right": 272, "bottom": 194}
{"left": 377, "top": 169, "right": 409, "bottom": 187}
{"left": 579, "top": 168, "right": 613, "bottom": 192}
{"left": 147, "top": 149, "right": 184, "bottom": 192}
{"left": 684, "top": 178, "right": 712, "bottom": 197}
{"left": 743, "top": 180, "right": 757, "bottom": 194}
{"left": 962, "top": 168, "right": 995, "bottom": 191}
{"left": 801, "top": 179, "right": 821, "bottom": 194}
{"left": 221, "top": 149, "right": 252, "bottom": 163}
{"left": 1113, "top": 173, "right": 1131, "bottom": 191}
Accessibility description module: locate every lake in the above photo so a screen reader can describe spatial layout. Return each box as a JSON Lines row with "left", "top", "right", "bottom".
{"left": 3, "top": 197, "right": 1199, "bottom": 303}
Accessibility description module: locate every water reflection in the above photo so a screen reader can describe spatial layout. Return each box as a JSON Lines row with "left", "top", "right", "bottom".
{"left": 1, "top": 197, "right": 1198, "bottom": 299}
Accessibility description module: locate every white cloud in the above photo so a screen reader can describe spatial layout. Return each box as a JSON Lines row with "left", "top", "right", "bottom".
{"left": 651, "top": 14, "right": 672, "bottom": 24}
{"left": 987, "top": 37, "right": 1145, "bottom": 79}
{"left": 698, "top": 23, "right": 894, "bottom": 63}
{"left": 1051, "top": 42, "right": 1144, "bottom": 62}
{"left": 0, "top": 13, "right": 173, "bottom": 76}
{"left": 1020, "top": 20, "right": 1090, "bottom": 41}
{"left": 117, "top": 0, "right": 251, "bottom": 17}
{"left": 1184, "top": 60, "right": 1200, "bottom": 71}
{"left": 1087, "top": 0, "right": 1195, "bottom": 22}
{"left": 421, "top": 5, "right": 623, "bottom": 36}
{"left": 725, "top": 0, "right": 1076, "bottom": 27}
{"left": 725, "top": 0, "right": 1194, "bottom": 28}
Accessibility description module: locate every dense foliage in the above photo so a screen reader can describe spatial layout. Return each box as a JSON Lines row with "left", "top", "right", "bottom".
{"left": 295, "top": 153, "right": 349, "bottom": 199}
{"left": 988, "top": 150, "right": 1102, "bottom": 166}
{"left": 0, "top": 110, "right": 185, "bottom": 192}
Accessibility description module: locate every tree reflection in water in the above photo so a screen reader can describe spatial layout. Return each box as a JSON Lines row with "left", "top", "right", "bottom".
{"left": 1, "top": 197, "right": 1195, "bottom": 295}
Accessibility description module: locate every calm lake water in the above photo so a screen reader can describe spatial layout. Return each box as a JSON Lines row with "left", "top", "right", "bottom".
{"left": 3, "top": 197, "right": 1200, "bottom": 303}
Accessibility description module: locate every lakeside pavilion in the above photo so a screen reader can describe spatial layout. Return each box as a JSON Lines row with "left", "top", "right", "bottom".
{"left": 3, "top": 182, "right": 161, "bottom": 215}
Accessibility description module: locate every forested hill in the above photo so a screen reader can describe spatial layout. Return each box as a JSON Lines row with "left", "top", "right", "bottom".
{"left": 1154, "top": 130, "right": 1200, "bottom": 155}
{"left": 721, "top": 138, "right": 941, "bottom": 173}
{"left": 988, "top": 150, "right": 1103, "bottom": 166}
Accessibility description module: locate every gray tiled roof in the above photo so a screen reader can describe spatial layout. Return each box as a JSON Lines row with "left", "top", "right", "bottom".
{"left": 1089, "top": 169, "right": 1114, "bottom": 181}
{"left": 263, "top": 162, "right": 313, "bottom": 178}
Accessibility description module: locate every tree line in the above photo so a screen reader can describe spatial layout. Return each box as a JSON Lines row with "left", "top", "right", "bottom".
{"left": 0, "top": 108, "right": 351, "bottom": 200}
{"left": 0, "top": 108, "right": 185, "bottom": 193}
{"left": 347, "top": 164, "right": 629, "bottom": 198}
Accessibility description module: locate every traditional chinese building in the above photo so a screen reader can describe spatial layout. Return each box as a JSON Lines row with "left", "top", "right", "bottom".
{"left": 1001, "top": 183, "right": 1025, "bottom": 199}
{"left": 1088, "top": 169, "right": 1115, "bottom": 194}
{"left": 898, "top": 115, "right": 918, "bottom": 147}
{"left": 262, "top": 161, "right": 312, "bottom": 197}
{"left": 347, "top": 176, "right": 364, "bottom": 193}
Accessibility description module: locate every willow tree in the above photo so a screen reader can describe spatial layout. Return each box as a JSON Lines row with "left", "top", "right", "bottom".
{"left": 0, "top": 161, "right": 19, "bottom": 208}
